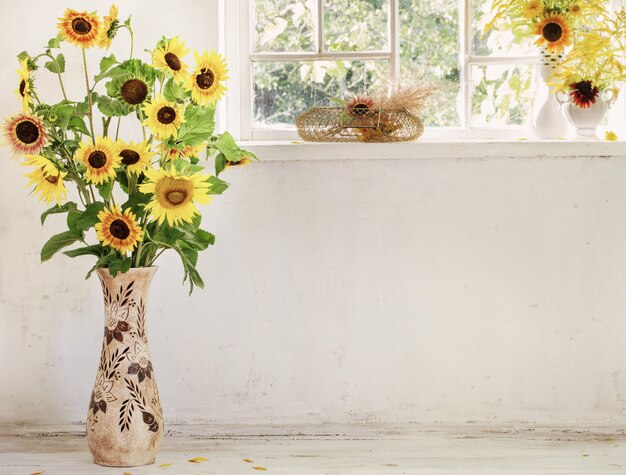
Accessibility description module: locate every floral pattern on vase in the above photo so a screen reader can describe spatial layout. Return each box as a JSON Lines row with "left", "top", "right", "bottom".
{"left": 87, "top": 267, "right": 163, "bottom": 467}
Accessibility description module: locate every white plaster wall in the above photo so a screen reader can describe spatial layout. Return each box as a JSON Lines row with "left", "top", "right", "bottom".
{"left": 3, "top": 1, "right": 626, "bottom": 427}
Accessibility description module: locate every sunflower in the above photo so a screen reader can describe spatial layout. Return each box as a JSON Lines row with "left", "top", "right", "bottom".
{"left": 95, "top": 206, "right": 143, "bottom": 255}
{"left": 569, "top": 80, "right": 599, "bottom": 108}
{"left": 346, "top": 95, "right": 376, "bottom": 117}
{"left": 225, "top": 156, "right": 253, "bottom": 168}
{"left": 522, "top": 0, "right": 543, "bottom": 19}
{"left": 23, "top": 155, "right": 68, "bottom": 205}
{"left": 142, "top": 95, "right": 185, "bottom": 139}
{"left": 138, "top": 167, "right": 211, "bottom": 226}
{"left": 106, "top": 60, "right": 156, "bottom": 109}
{"left": 75, "top": 136, "right": 121, "bottom": 184}
{"left": 98, "top": 4, "right": 120, "bottom": 50}
{"left": 568, "top": 3, "right": 582, "bottom": 17}
{"left": 116, "top": 140, "right": 154, "bottom": 174}
{"left": 534, "top": 15, "right": 572, "bottom": 53}
{"left": 16, "top": 59, "right": 33, "bottom": 112}
{"left": 158, "top": 143, "right": 204, "bottom": 161}
{"left": 185, "top": 50, "right": 228, "bottom": 105}
{"left": 152, "top": 36, "right": 190, "bottom": 82}
{"left": 4, "top": 113, "right": 48, "bottom": 156}
{"left": 58, "top": 8, "right": 101, "bottom": 48}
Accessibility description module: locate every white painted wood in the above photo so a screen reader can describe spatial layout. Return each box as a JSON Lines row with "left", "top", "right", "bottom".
{"left": 2, "top": 424, "right": 626, "bottom": 474}
{"left": 243, "top": 139, "right": 626, "bottom": 161}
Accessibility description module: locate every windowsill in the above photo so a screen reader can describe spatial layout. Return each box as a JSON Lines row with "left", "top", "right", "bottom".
{"left": 242, "top": 139, "right": 626, "bottom": 161}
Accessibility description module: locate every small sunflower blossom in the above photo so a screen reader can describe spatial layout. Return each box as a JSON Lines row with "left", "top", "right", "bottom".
{"left": 3, "top": 113, "right": 48, "bottom": 157}
{"left": 57, "top": 8, "right": 102, "bottom": 48}
{"left": 605, "top": 131, "right": 618, "bottom": 141}
{"left": 152, "top": 36, "right": 190, "bottom": 83}
{"left": 16, "top": 59, "right": 33, "bottom": 112}
{"left": 23, "top": 155, "right": 68, "bottom": 205}
{"left": 142, "top": 95, "right": 185, "bottom": 139}
{"left": 75, "top": 136, "right": 121, "bottom": 184}
{"left": 98, "top": 4, "right": 120, "bottom": 50}
{"left": 185, "top": 50, "right": 228, "bottom": 105}
{"left": 95, "top": 206, "right": 144, "bottom": 254}
{"left": 138, "top": 167, "right": 211, "bottom": 226}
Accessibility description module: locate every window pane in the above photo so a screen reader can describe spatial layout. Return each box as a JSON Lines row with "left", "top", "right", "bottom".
{"left": 399, "top": 0, "right": 461, "bottom": 127}
{"left": 254, "top": 0, "right": 316, "bottom": 52}
{"left": 471, "top": 64, "right": 535, "bottom": 127}
{"left": 324, "top": 0, "right": 389, "bottom": 51}
{"left": 253, "top": 60, "right": 389, "bottom": 127}
{"left": 472, "top": 0, "right": 534, "bottom": 55}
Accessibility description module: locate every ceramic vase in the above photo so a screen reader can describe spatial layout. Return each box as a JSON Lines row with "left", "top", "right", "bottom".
{"left": 557, "top": 90, "right": 616, "bottom": 138}
{"left": 531, "top": 48, "right": 570, "bottom": 139}
{"left": 87, "top": 267, "right": 163, "bottom": 467}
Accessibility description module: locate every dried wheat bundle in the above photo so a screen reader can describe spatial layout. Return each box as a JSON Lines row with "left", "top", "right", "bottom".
{"left": 374, "top": 82, "right": 436, "bottom": 114}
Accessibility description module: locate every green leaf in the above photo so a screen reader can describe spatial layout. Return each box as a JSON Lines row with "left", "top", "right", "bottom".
{"left": 215, "top": 152, "right": 226, "bottom": 176}
{"left": 214, "top": 132, "right": 239, "bottom": 162}
{"left": 41, "top": 230, "right": 83, "bottom": 262}
{"left": 17, "top": 51, "right": 30, "bottom": 62}
{"left": 207, "top": 175, "right": 229, "bottom": 195}
{"left": 163, "top": 77, "right": 185, "bottom": 102}
{"left": 97, "top": 95, "right": 131, "bottom": 117}
{"left": 68, "top": 116, "right": 90, "bottom": 136}
{"left": 44, "top": 54, "right": 65, "bottom": 74}
{"left": 100, "top": 54, "right": 118, "bottom": 73}
{"left": 94, "top": 64, "right": 128, "bottom": 82}
{"left": 108, "top": 256, "right": 133, "bottom": 277}
{"left": 97, "top": 181, "right": 115, "bottom": 201}
{"left": 64, "top": 245, "right": 103, "bottom": 258}
{"left": 47, "top": 34, "right": 63, "bottom": 49}
{"left": 41, "top": 202, "right": 78, "bottom": 225}
{"left": 67, "top": 202, "right": 105, "bottom": 233}
{"left": 175, "top": 106, "right": 215, "bottom": 147}
{"left": 122, "top": 191, "right": 151, "bottom": 215}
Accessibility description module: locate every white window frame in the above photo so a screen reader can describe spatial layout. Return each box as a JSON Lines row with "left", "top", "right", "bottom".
{"left": 221, "top": 0, "right": 543, "bottom": 141}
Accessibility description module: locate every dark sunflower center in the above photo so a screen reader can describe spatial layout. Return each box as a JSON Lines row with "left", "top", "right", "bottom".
{"left": 543, "top": 22, "right": 563, "bottom": 42}
{"left": 121, "top": 79, "right": 149, "bottom": 105}
{"left": 164, "top": 52, "right": 182, "bottom": 71}
{"left": 157, "top": 106, "right": 176, "bottom": 125}
{"left": 165, "top": 190, "right": 187, "bottom": 205}
{"left": 72, "top": 17, "right": 92, "bottom": 35}
{"left": 120, "top": 149, "right": 141, "bottom": 165}
{"left": 15, "top": 120, "right": 39, "bottom": 144}
{"left": 196, "top": 68, "right": 215, "bottom": 90}
{"left": 88, "top": 151, "right": 107, "bottom": 169}
{"left": 575, "top": 80, "right": 594, "bottom": 98}
{"left": 109, "top": 219, "right": 131, "bottom": 239}
{"left": 44, "top": 173, "right": 59, "bottom": 184}
{"left": 19, "top": 80, "right": 26, "bottom": 97}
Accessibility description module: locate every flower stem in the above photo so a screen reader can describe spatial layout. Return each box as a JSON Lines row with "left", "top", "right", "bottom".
{"left": 81, "top": 49, "right": 96, "bottom": 144}
{"left": 128, "top": 25, "right": 135, "bottom": 59}
{"left": 48, "top": 53, "right": 68, "bottom": 101}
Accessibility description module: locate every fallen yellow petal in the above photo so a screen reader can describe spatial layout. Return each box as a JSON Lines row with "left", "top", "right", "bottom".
{"left": 243, "top": 459, "right": 254, "bottom": 463}
{"left": 123, "top": 472, "right": 132, "bottom": 475}
{"left": 158, "top": 463, "right": 173, "bottom": 467}
{"left": 30, "top": 472, "right": 45, "bottom": 475}
{"left": 253, "top": 467, "right": 267, "bottom": 471}
{"left": 188, "top": 457, "right": 208, "bottom": 463}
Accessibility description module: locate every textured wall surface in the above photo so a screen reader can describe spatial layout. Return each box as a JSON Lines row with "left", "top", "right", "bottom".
{"left": 3, "top": 1, "right": 626, "bottom": 427}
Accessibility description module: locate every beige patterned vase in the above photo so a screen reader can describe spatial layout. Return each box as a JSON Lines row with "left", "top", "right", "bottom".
{"left": 87, "top": 267, "right": 163, "bottom": 467}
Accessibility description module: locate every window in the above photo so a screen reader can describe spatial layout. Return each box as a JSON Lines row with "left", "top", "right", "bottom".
{"left": 224, "top": 0, "right": 538, "bottom": 140}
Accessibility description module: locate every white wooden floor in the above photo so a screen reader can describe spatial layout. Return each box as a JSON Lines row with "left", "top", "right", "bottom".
{"left": 2, "top": 424, "right": 626, "bottom": 474}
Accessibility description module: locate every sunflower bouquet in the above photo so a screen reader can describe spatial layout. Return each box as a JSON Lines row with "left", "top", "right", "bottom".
{"left": 485, "top": 0, "right": 604, "bottom": 53}
{"left": 5, "top": 6, "right": 254, "bottom": 292}
{"left": 550, "top": 7, "right": 626, "bottom": 106}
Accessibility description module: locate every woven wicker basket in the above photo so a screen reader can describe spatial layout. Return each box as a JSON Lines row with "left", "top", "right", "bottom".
{"left": 295, "top": 106, "right": 424, "bottom": 143}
